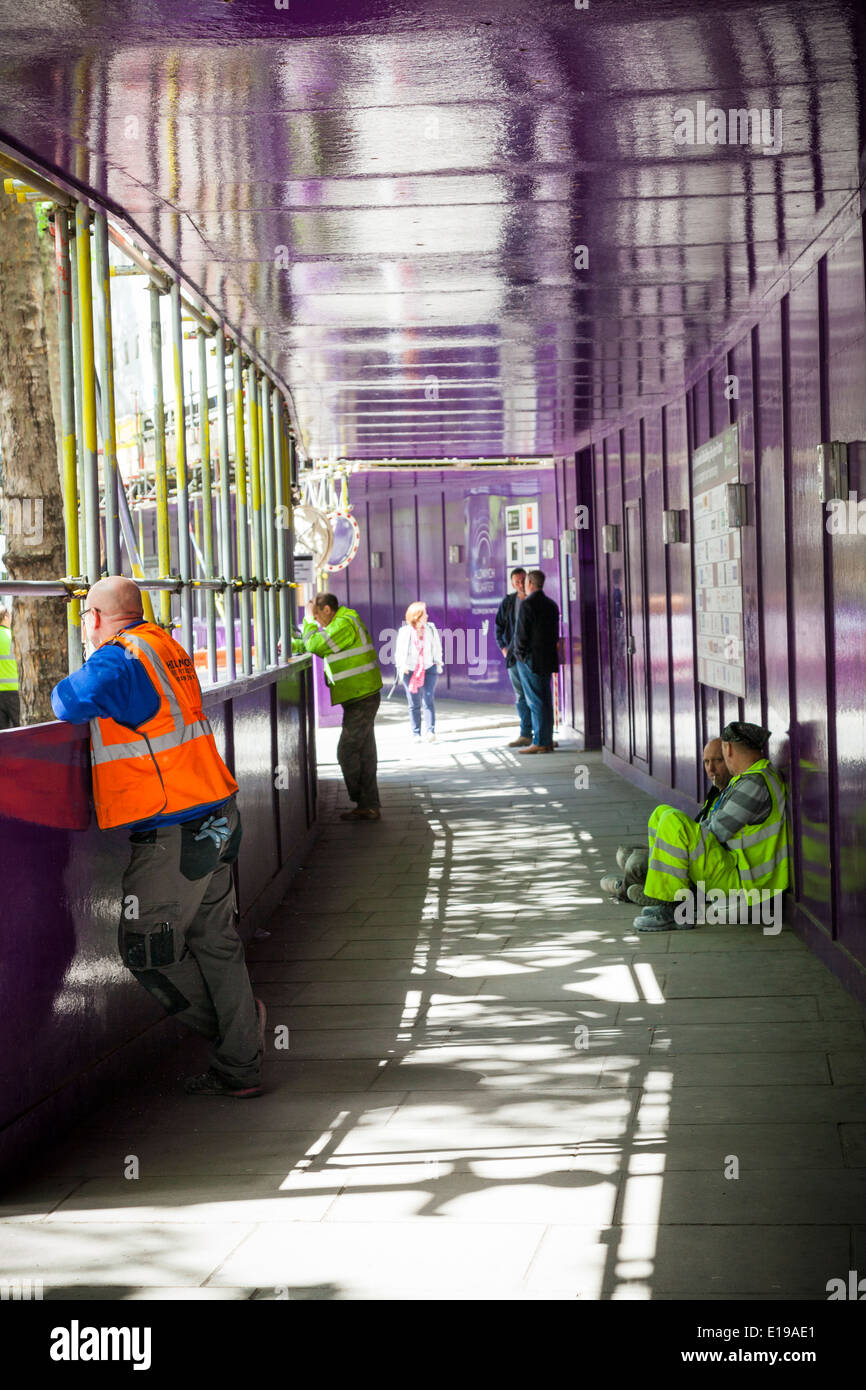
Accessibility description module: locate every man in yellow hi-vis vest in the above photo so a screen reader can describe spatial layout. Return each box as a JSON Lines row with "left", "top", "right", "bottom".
{"left": 294, "top": 591, "right": 383, "bottom": 820}
{"left": 0, "top": 605, "right": 20, "bottom": 729}
{"left": 633, "top": 722, "right": 789, "bottom": 932}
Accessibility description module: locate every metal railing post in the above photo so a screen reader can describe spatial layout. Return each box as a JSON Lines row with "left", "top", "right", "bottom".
{"left": 233, "top": 346, "right": 252, "bottom": 675}
{"left": 216, "top": 333, "right": 235, "bottom": 681}
{"left": 75, "top": 203, "right": 100, "bottom": 584}
{"left": 197, "top": 326, "right": 218, "bottom": 683}
{"left": 149, "top": 283, "right": 172, "bottom": 627}
{"left": 54, "top": 207, "right": 82, "bottom": 671}
{"left": 170, "top": 281, "right": 193, "bottom": 656}
{"left": 93, "top": 211, "right": 120, "bottom": 575}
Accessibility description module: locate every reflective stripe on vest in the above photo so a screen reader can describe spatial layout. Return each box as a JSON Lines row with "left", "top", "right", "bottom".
{"left": 90, "top": 630, "right": 212, "bottom": 766}
{"left": 89, "top": 624, "right": 237, "bottom": 829}
{"left": 723, "top": 762, "right": 790, "bottom": 892}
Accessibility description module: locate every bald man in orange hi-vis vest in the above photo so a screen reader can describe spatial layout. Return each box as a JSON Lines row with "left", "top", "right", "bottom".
{"left": 51, "top": 576, "right": 266, "bottom": 1098}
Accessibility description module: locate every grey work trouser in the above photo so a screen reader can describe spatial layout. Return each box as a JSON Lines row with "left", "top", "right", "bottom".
{"left": 337, "top": 690, "right": 381, "bottom": 809}
{"left": 118, "top": 795, "right": 261, "bottom": 1085}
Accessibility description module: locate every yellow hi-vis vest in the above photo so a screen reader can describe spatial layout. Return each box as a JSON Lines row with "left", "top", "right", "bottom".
{"left": 298, "top": 606, "right": 383, "bottom": 706}
{"left": 721, "top": 759, "right": 790, "bottom": 892}
{"left": 0, "top": 624, "right": 18, "bottom": 691}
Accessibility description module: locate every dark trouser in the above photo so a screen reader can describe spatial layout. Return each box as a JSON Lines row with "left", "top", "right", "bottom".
{"left": 506, "top": 662, "right": 532, "bottom": 738}
{"left": 0, "top": 690, "right": 20, "bottom": 729}
{"left": 118, "top": 795, "right": 261, "bottom": 1085}
{"left": 516, "top": 660, "right": 554, "bottom": 747}
{"left": 338, "top": 690, "right": 381, "bottom": 809}
{"left": 403, "top": 666, "right": 438, "bottom": 735}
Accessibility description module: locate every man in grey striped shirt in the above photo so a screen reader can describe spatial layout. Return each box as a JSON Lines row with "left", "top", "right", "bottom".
{"left": 633, "top": 722, "right": 789, "bottom": 931}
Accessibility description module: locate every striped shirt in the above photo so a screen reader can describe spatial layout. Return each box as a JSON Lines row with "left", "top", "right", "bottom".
{"left": 708, "top": 773, "right": 772, "bottom": 845}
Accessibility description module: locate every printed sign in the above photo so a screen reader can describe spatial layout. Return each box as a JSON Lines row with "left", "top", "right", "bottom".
{"left": 691, "top": 424, "right": 746, "bottom": 698}
{"left": 293, "top": 553, "right": 315, "bottom": 584}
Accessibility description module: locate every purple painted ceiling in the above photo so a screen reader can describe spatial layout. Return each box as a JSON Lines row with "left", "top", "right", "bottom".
{"left": 0, "top": 0, "right": 862, "bottom": 460}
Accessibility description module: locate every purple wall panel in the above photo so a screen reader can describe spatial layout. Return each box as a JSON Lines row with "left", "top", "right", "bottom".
{"left": 605, "top": 436, "right": 629, "bottom": 761}
{"left": 391, "top": 490, "right": 420, "bottom": 629}
{"left": 595, "top": 442, "right": 613, "bottom": 751}
{"left": 729, "top": 336, "right": 764, "bottom": 729}
{"left": 788, "top": 275, "right": 833, "bottom": 933}
{"left": 643, "top": 410, "right": 671, "bottom": 790}
{"left": 826, "top": 232, "right": 866, "bottom": 956}
{"left": 756, "top": 308, "right": 792, "bottom": 771}
{"left": 664, "top": 399, "right": 700, "bottom": 804}
{"left": 556, "top": 458, "right": 576, "bottom": 730}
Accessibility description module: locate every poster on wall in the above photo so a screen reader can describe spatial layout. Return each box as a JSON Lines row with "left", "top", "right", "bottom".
{"left": 505, "top": 506, "right": 522, "bottom": 535}
{"left": 521, "top": 502, "right": 537, "bottom": 534}
{"left": 692, "top": 423, "right": 746, "bottom": 699}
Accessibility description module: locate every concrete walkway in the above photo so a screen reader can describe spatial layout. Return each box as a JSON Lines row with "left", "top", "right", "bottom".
{"left": 2, "top": 701, "right": 865, "bottom": 1300}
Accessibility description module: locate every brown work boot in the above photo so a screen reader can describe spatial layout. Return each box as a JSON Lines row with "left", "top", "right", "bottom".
{"left": 356, "top": 808, "right": 381, "bottom": 820}
{"left": 508, "top": 735, "right": 532, "bottom": 747}
{"left": 518, "top": 744, "right": 544, "bottom": 755}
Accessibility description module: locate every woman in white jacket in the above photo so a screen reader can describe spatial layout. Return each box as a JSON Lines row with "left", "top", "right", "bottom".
{"left": 395, "top": 601, "right": 444, "bottom": 742}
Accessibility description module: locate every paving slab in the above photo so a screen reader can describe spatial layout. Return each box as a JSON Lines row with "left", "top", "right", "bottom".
{"left": 4, "top": 705, "right": 865, "bottom": 1302}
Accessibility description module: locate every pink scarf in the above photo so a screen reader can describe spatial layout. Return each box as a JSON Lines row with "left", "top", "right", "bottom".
{"left": 408, "top": 623, "right": 427, "bottom": 693}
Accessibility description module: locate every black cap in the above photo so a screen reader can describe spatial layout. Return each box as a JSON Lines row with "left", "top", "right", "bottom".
{"left": 722, "top": 721, "right": 771, "bottom": 750}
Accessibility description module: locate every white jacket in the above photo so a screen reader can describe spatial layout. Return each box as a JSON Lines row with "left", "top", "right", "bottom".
{"left": 395, "top": 622, "right": 444, "bottom": 676}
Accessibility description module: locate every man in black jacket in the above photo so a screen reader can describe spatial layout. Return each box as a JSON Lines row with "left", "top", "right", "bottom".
{"left": 514, "top": 569, "right": 560, "bottom": 754}
{"left": 495, "top": 567, "right": 532, "bottom": 747}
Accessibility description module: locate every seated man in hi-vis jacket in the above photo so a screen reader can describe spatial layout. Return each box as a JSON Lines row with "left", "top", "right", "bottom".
{"left": 633, "top": 722, "right": 789, "bottom": 933}
{"left": 293, "top": 592, "right": 383, "bottom": 820}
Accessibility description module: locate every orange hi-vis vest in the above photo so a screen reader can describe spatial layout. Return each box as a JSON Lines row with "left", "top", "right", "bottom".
{"left": 90, "top": 622, "right": 238, "bottom": 831}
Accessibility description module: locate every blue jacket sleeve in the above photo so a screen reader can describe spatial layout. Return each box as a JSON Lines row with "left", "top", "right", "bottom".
{"left": 51, "top": 645, "right": 160, "bottom": 727}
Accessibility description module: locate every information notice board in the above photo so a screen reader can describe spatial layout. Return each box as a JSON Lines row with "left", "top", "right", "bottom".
{"left": 692, "top": 423, "right": 746, "bottom": 699}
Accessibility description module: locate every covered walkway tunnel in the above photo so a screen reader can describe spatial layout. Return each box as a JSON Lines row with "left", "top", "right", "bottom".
{"left": 0, "top": 0, "right": 865, "bottom": 1314}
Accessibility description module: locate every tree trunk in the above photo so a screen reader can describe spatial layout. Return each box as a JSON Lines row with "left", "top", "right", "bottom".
{"left": 0, "top": 200, "right": 68, "bottom": 724}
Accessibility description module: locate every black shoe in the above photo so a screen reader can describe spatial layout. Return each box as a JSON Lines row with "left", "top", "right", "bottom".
{"left": 184, "top": 1069, "right": 263, "bottom": 1098}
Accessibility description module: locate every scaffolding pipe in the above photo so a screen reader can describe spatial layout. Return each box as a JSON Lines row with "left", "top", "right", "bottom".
{"left": 0, "top": 151, "right": 73, "bottom": 205}
{"left": 68, "top": 220, "right": 87, "bottom": 572}
{"left": 261, "top": 375, "right": 278, "bottom": 668}
{"left": 53, "top": 207, "right": 82, "bottom": 671}
{"left": 75, "top": 203, "right": 101, "bottom": 585}
{"left": 233, "top": 346, "right": 252, "bottom": 675}
{"left": 149, "top": 283, "right": 172, "bottom": 627}
{"left": 170, "top": 282, "right": 193, "bottom": 656}
{"left": 93, "top": 211, "right": 121, "bottom": 575}
{"left": 215, "top": 334, "right": 236, "bottom": 682}
{"left": 248, "top": 360, "right": 265, "bottom": 672}
{"left": 197, "top": 327, "right": 218, "bottom": 683}
{"left": 273, "top": 390, "right": 291, "bottom": 661}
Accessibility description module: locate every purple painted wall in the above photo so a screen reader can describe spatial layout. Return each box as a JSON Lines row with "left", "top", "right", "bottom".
{"left": 325, "top": 466, "right": 558, "bottom": 703}
{"left": 0, "top": 658, "right": 317, "bottom": 1180}
{"left": 557, "top": 207, "right": 866, "bottom": 1001}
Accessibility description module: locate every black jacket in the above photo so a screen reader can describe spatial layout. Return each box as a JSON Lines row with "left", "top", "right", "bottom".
{"left": 515, "top": 589, "right": 560, "bottom": 675}
{"left": 495, "top": 591, "right": 521, "bottom": 668}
